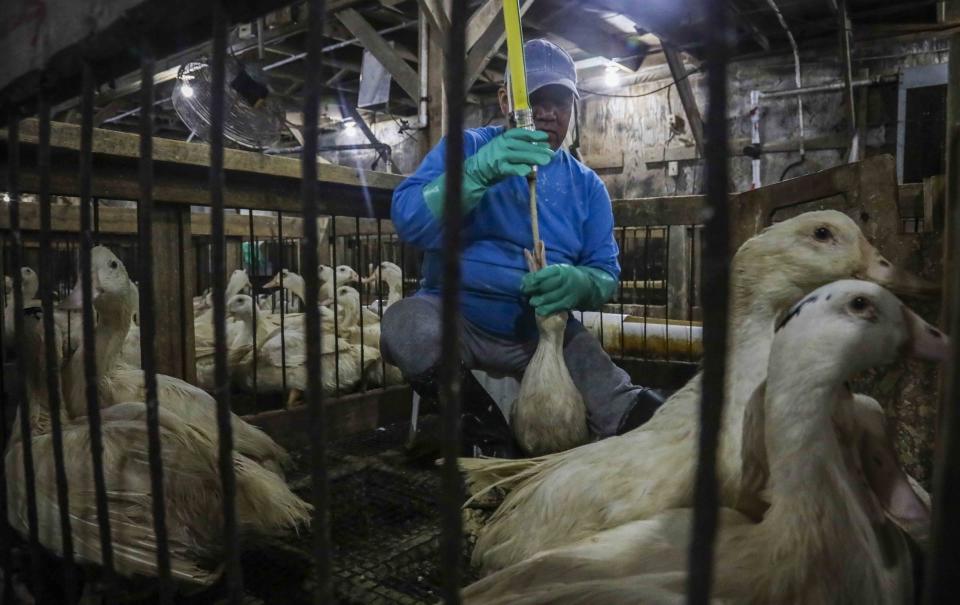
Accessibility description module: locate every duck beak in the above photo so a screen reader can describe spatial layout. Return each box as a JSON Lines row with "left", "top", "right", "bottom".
{"left": 263, "top": 274, "right": 281, "bottom": 289}
{"left": 360, "top": 274, "right": 376, "bottom": 285}
{"left": 856, "top": 245, "right": 940, "bottom": 299}
{"left": 902, "top": 305, "right": 950, "bottom": 362}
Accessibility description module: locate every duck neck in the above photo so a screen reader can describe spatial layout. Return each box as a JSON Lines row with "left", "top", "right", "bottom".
{"left": 726, "top": 266, "right": 804, "bottom": 422}
{"left": 759, "top": 359, "right": 854, "bottom": 567}
{"left": 95, "top": 294, "right": 136, "bottom": 375}
{"left": 385, "top": 276, "right": 402, "bottom": 307}
{"left": 286, "top": 277, "right": 305, "bottom": 307}
{"left": 535, "top": 313, "right": 566, "bottom": 354}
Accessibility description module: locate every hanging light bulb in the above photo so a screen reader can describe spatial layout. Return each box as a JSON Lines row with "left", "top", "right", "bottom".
{"left": 604, "top": 66, "right": 621, "bottom": 88}
{"left": 181, "top": 81, "right": 195, "bottom": 98}
{"left": 343, "top": 119, "right": 357, "bottom": 133}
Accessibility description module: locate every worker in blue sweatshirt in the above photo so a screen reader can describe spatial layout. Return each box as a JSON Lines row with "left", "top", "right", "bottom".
{"left": 382, "top": 39, "right": 664, "bottom": 457}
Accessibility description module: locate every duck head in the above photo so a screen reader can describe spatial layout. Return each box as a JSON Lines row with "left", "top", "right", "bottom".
{"left": 361, "top": 261, "right": 402, "bottom": 286}
{"left": 19, "top": 267, "right": 39, "bottom": 301}
{"left": 227, "top": 269, "right": 251, "bottom": 297}
{"left": 734, "top": 211, "right": 937, "bottom": 315}
{"left": 59, "top": 246, "right": 136, "bottom": 318}
{"left": 264, "top": 268, "right": 303, "bottom": 290}
{"left": 773, "top": 279, "right": 949, "bottom": 382}
{"left": 335, "top": 285, "right": 361, "bottom": 326}
{"left": 226, "top": 293, "right": 255, "bottom": 320}
{"left": 336, "top": 265, "right": 359, "bottom": 285}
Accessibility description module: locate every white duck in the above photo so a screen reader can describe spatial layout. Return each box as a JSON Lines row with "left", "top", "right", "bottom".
{"left": 3, "top": 267, "right": 40, "bottom": 351}
{"left": 466, "top": 210, "right": 938, "bottom": 573}
{"left": 362, "top": 261, "right": 404, "bottom": 314}
{"left": 331, "top": 285, "right": 402, "bottom": 387}
{"left": 318, "top": 264, "right": 361, "bottom": 305}
{"left": 193, "top": 269, "right": 251, "bottom": 347}
{"left": 59, "top": 246, "right": 291, "bottom": 475}
{"left": 226, "top": 293, "right": 380, "bottom": 406}
{"left": 462, "top": 280, "right": 949, "bottom": 604}
{"left": 5, "top": 309, "right": 311, "bottom": 588}
{"left": 511, "top": 241, "right": 588, "bottom": 456}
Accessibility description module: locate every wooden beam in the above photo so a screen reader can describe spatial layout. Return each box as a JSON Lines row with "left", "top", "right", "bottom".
{"left": 662, "top": 43, "right": 705, "bottom": 156}
{"left": 0, "top": 202, "right": 399, "bottom": 239}
{"left": 0, "top": 119, "right": 400, "bottom": 217}
{"left": 417, "top": 0, "right": 451, "bottom": 46}
{"left": 465, "top": 0, "right": 535, "bottom": 89}
{"left": 8, "top": 119, "right": 401, "bottom": 190}
{"left": 728, "top": 1, "right": 770, "bottom": 51}
{"left": 337, "top": 8, "right": 421, "bottom": 103}
{"left": 466, "top": 0, "right": 503, "bottom": 51}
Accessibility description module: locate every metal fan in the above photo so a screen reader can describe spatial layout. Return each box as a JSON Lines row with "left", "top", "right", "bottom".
{"left": 172, "top": 60, "right": 289, "bottom": 150}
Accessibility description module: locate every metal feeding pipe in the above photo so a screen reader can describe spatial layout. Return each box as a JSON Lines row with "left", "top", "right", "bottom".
{"left": 764, "top": 0, "right": 806, "bottom": 181}
{"left": 502, "top": 0, "right": 540, "bottom": 247}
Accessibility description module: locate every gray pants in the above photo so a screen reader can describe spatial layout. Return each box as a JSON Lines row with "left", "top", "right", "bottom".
{"left": 380, "top": 295, "right": 642, "bottom": 438}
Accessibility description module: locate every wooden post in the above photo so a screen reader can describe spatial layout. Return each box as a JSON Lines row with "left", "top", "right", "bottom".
{"left": 151, "top": 202, "right": 196, "bottom": 382}
{"left": 666, "top": 225, "right": 691, "bottom": 320}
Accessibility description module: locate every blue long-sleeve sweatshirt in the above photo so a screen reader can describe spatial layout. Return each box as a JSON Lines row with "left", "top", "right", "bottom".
{"left": 391, "top": 125, "right": 620, "bottom": 341}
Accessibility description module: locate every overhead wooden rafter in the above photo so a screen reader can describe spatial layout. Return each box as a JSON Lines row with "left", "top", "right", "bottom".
{"left": 336, "top": 7, "right": 421, "bottom": 103}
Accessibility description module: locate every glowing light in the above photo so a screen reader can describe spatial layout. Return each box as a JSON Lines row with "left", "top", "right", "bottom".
{"left": 181, "top": 82, "right": 195, "bottom": 98}
{"left": 2, "top": 193, "right": 10, "bottom": 203}
{"left": 604, "top": 66, "right": 621, "bottom": 88}
{"left": 344, "top": 120, "right": 357, "bottom": 133}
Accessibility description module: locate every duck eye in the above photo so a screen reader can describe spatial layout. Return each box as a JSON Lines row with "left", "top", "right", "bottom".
{"left": 109, "top": 260, "right": 119, "bottom": 269}
{"left": 813, "top": 227, "right": 833, "bottom": 241}
{"left": 850, "top": 296, "right": 869, "bottom": 312}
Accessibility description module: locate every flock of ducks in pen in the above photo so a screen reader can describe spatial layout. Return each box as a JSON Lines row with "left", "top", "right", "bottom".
{"left": 1, "top": 209, "right": 955, "bottom": 604}
{"left": 1, "top": 249, "right": 406, "bottom": 597}
{"left": 190, "top": 260, "right": 405, "bottom": 406}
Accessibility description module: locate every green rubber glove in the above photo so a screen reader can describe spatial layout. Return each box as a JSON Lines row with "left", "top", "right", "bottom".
{"left": 423, "top": 129, "right": 554, "bottom": 218}
{"left": 522, "top": 265, "right": 618, "bottom": 316}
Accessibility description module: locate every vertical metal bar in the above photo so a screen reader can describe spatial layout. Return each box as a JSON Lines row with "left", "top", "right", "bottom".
{"left": 376, "top": 219, "right": 386, "bottom": 381}
{"left": 355, "top": 216, "right": 365, "bottom": 390}
{"left": 37, "top": 92, "right": 79, "bottom": 602}
{"left": 302, "top": 2, "right": 332, "bottom": 598}
{"left": 618, "top": 227, "right": 625, "bottom": 359}
{"left": 278, "top": 210, "right": 287, "bottom": 393}
{"left": 137, "top": 40, "right": 174, "bottom": 603}
{"left": 441, "top": 0, "right": 467, "bottom": 601}
{"left": 93, "top": 196, "right": 101, "bottom": 243}
{"left": 665, "top": 226, "right": 671, "bottom": 362}
{"left": 331, "top": 217, "right": 340, "bottom": 394}
{"left": 0, "top": 231, "right": 7, "bottom": 602}
{"left": 248, "top": 209, "right": 259, "bottom": 399}
{"left": 79, "top": 62, "right": 117, "bottom": 591}
{"left": 8, "top": 109, "right": 45, "bottom": 603}
{"left": 641, "top": 227, "right": 650, "bottom": 356}
{"left": 210, "top": 4, "right": 243, "bottom": 601}
{"left": 687, "top": 0, "right": 731, "bottom": 602}
{"left": 925, "top": 31, "right": 960, "bottom": 599}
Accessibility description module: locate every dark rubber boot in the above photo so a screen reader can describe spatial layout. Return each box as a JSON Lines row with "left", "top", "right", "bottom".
{"left": 406, "top": 366, "right": 520, "bottom": 460}
{"left": 616, "top": 387, "right": 669, "bottom": 435}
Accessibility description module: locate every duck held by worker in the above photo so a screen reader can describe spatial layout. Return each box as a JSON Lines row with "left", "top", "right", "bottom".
{"left": 382, "top": 39, "right": 665, "bottom": 458}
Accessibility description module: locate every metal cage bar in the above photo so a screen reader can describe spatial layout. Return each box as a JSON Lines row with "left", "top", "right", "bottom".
{"left": 687, "top": 1, "right": 732, "bottom": 602}
{"left": 78, "top": 61, "right": 118, "bottom": 593}
{"left": 37, "top": 91, "right": 79, "bottom": 602}
{"left": 440, "top": 0, "right": 468, "bottom": 601}
{"left": 302, "top": 1, "right": 333, "bottom": 600}
{"left": 209, "top": 3, "right": 243, "bottom": 601}
{"left": 137, "top": 40, "right": 175, "bottom": 603}
{"left": 8, "top": 106, "right": 45, "bottom": 604}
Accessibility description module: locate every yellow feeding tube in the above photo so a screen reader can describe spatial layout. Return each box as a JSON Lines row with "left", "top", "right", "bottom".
{"left": 502, "top": 0, "right": 540, "bottom": 247}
